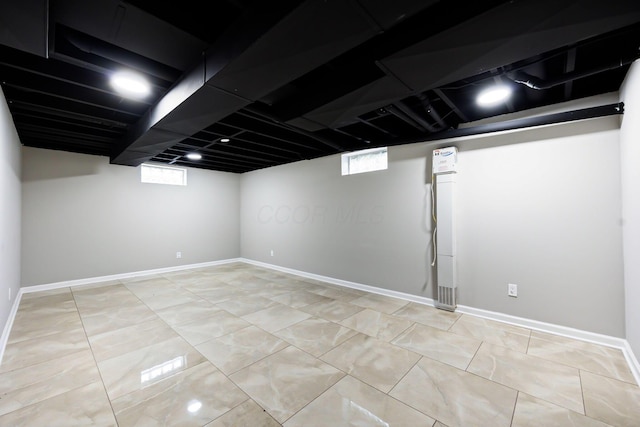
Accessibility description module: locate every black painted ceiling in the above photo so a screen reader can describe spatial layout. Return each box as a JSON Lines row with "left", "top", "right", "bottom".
{"left": 1, "top": 0, "right": 639, "bottom": 173}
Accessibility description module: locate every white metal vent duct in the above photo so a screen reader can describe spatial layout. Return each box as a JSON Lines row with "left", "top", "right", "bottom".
{"left": 432, "top": 147, "right": 457, "bottom": 311}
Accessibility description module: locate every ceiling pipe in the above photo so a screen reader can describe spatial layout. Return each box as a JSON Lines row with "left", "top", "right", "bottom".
{"left": 402, "top": 102, "right": 624, "bottom": 143}
{"left": 510, "top": 52, "right": 640, "bottom": 90}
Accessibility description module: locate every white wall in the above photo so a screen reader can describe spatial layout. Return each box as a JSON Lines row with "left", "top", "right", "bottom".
{"left": 241, "top": 114, "right": 625, "bottom": 336}
{"left": 0, "top": 87, "right": 21, "bottom": 332}
{"left": 620, "top": 60, "right": 640, "bottom": 356}
{"left": 22, "top": 148, "right": 241, "bottom": 286}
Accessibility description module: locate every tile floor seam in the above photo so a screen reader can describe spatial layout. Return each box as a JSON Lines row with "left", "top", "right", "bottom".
{"left": 446, "top": 311, "right": 463, "bottom": 331}
{"left": 509, "top": 391, "right": 520, "bottom": 427}
{"left": 387, "top": 353, "right": 424, "bottom": 396}
{"left": 71, "top": 290, "right": 121, "bottom": 425}
{"left": 464, "top": 337, "right": 485, "bottom": 371}
{"left": 207, "top": 340, "right": 291, "bottom": 377}
{"left": 205, "top": 396, "right": 256, "bottom": 426}
{"left": 578, "top": 369, "right": 589, "bottom": 418}
{"left": 315, "top": 348, "right": 391, "bottom": 395}
{"left": 0, "top": 380, "right": 109, "bottom": 420}
{"left": 277, "top": 375, "right": 341, "bottom": 425}
{"left": 525, "top": 328, "right": 532, "bottom": 354}
{"left": 387, "top": 319, "right": 417, "bottom": 343}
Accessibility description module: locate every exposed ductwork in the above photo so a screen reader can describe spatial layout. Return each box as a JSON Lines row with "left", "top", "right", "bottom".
{"left": 110, "top": 0, "right": 432, "bottom": 166}
{"left": 2, "top": 0, "right": 640, "bottom": 173}
{"left": 62, "top": 27, "right": 181, "bottom": 82}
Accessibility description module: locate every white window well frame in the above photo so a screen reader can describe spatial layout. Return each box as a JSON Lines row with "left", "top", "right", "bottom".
{"left": 341, "top": 147, "right": 388, "bottom": 176}
{"left": 140, "top": 163, "right": 187, "bottom": 186}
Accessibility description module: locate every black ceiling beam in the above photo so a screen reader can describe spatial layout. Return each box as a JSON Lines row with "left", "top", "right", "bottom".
{"left": 11, "top": 111, "right": 125, "bottom": 135}
{"left": 61, "top": 26, "right": 181, "bottom": 83}
{"left": 510, "top": 50, "right": 640, "bottom": 90}
{"left": 564, "top": 48, "right": 577, "bottom": 99}
{"left": 357, "top": 117, "right": 397, "bottom": 138}
{"left": 7, "top": 100, "right": 131, "bottom": 128}
{"left": 395, "top": 100, "right": 439, "bottom": 132}
{"left": 206, "top": 135, "right": 302, "bottom": 159}
{"left": 433, "top": 88, "right": 469, "bottom": 122}
{"left": 241, "top": 107, "right": 343, "bottom": 151}
{"left": 202, "top": 132, "right": 303, "bottom": 158}
{"left": 213, "top": 115, "right": 323, "bottom": 153}
{"left": 110, "top": 2, "right": 302, "bottom": 166}
{"left": 2, "top": 81, "right": 145, "bottom": 117}
{"left": 0, "top": 59, "right": 158, "bottom": 106}
{"left": 383, "top": 104, "right": 427, "bottom": 132}
{"left": 298, "top": 0, "right": 640, "bottom": 133}
{"left": 406, "top": 103, "right": 624, "bottom": 143}
{"left": 186, "top": 139, "right": 295, "bottom": 161}
{"left": 111, "top": 0, "right": 406, "bottom": 167}
{"left": 160, "top": 148, "right": 267, "bottom": 168}
{"left": 17, "top": 123, "right": 116, "bottom": 144}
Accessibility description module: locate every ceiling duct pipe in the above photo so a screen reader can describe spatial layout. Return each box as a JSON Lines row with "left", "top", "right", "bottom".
{"left": 510, "top": 51, "right": 640, "bottom": 90}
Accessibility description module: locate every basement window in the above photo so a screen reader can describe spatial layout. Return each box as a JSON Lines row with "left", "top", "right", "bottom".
{"left": 341, "top": 147, "right": 388, "bottom": 176}
{"left": 140, "top": 164, "right": 187, "bottom": 186}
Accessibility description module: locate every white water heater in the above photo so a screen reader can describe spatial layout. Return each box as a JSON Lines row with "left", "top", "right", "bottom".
{"left": 432, "top": 147, "right": 457, "bottom": 311}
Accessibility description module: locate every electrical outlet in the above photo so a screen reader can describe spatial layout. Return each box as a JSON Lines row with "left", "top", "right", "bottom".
{"left": 508, "top": 283, "right": 518, "bottom": 297}
{"left": 176, "top": 251, "right": 182, "bottom": 259}
{"left": 270, "top": 250, "right": 274, "bottom": 257}
{"left": 8, "top": 287, "right": 11, "bottom": 301}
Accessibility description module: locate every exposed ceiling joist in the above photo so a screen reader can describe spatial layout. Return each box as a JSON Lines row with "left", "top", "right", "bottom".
{"left": 0, "top": 0, "right": 638, "bottom": 174}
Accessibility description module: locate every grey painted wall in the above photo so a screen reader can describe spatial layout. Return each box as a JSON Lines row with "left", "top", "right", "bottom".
{"left": 241, "top": 114, "right": 625, "bottom": 336}
{"left": 21, "top": 148, "right": 241, "bottom": 286}
{"left": 620, "top": 60, "right": 640, "bottom": 356}
{"left": 455, "top": 119, "right": 623, "bottom": 335}
{"left": 241, "top": 145, "right": 433, "bottom": 296}
{"left": 0, "top": 87, "right": 21, "bottom": 333}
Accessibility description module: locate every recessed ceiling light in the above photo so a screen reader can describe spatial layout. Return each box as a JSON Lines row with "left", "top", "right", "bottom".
{"left": 220, "top": 138, "right": 230, "bottom": 143}
{"left": 186, "top": 153, "right": 202, "bottom": 160}
{"left": 476, "top": 85, "right": 512, "bottom": 107}
{"left": 110, "top": 71, "right": 151, "bottom": 99}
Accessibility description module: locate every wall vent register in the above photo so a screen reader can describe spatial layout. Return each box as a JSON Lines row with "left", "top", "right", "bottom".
{"left": 432, "top": 147, "right": 458, "bottom": 311}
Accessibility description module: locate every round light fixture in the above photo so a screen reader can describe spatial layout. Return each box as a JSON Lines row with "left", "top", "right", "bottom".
{"left": 186, "top": 153, "right": 202, "bottom": 160}
{"left": 110, "top": 71, "right": 151, "bottom": 99}
{"left": 220, "top": 138, "right": 230, "bottom": 143}
{"left": 476, "top": 85, "right": 512, "bottom": 107}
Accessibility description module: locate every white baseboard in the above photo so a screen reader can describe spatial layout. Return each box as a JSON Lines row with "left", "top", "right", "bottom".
{"left": 4, "top": 257, "right": 639, "bottom": 386}
{"left": 0, "top": 291, "right": 23, "bottom": 367}
{"left": 20, "top": 258, "right": 243, "bottom": 294}
{"left": 242, "top": 258, "right": 640, "bottom": 385}
{"left": 623, "top": 340, "right": 640, "bottom": 387}
{"left": 240, "top": 258, "right": 436, "bottom": 307}
{"left": 455, "top": 305, "right": 627, "bottom": 349}
{"left": 457, "top": 304, "right": 640, "bottom": 385}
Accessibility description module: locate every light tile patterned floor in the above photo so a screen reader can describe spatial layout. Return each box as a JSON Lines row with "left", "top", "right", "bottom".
{"left": 0, "top": 262, "right": 639, "bottom": 426}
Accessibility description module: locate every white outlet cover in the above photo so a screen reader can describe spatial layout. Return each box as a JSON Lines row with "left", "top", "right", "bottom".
{"left": 508, "top": 283, "right": 518, "bottom": 297}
